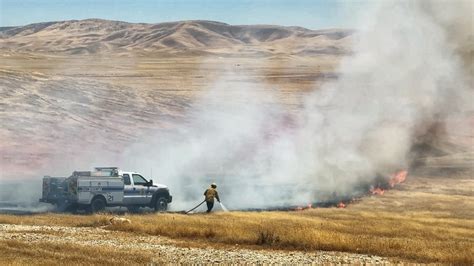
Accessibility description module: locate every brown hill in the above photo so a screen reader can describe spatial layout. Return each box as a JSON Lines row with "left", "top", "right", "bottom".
{"left": 0, "top": 19, "right": 353, "bottom": 55}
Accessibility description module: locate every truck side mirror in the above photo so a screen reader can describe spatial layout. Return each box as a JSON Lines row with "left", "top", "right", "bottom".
{"left": 147, "top": 179, "right": 153, "bottom": 186}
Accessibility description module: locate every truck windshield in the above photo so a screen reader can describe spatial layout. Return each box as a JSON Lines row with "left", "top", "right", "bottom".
{"left": 132, "top": 174, "right": 147, "bottom": 186}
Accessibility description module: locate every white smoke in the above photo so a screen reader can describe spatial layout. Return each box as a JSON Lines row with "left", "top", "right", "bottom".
{"left": 1, "top": 1, "right": 470, "bottom": 212}
{"left": 294, "top": 0, "right": 472, "bottom": 194}
{"left": 121, "top": 0, "right": 471, "bottom": 210}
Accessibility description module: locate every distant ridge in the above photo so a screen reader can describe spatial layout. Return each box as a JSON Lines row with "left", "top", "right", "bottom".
{"left": 0, "top": 19, "right": 354, "bottom": 56}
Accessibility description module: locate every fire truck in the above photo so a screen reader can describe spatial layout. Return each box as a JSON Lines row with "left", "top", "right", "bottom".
{"left": 40, "top": 167, "right": 172, "bottom": 213}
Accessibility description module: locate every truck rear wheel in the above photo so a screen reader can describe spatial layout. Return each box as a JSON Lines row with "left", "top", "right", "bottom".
{"left": 154, "top": 197, "right": 168, "bottom": 212}
{"left": 90, "top": 197, "right": 106, "bottom": 213}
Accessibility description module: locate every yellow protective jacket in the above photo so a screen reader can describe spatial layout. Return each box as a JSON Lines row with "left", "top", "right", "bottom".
{"left": 204, "top": 187, "right": 220, "bottom": 203}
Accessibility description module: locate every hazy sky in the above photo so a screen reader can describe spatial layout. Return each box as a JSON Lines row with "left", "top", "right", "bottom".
{"left": 0, "top": 0, "right": 368, "bottom": 29}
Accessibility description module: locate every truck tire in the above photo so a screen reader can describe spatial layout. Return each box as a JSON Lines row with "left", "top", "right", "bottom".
{"left": 56, "top": 202, "right": 71, "bottom": 212}
{"left": 154, "top": 197, "right": 168, "bottom": 212}
{"left": 90, "top": 197, "right": 106, "bottom": 213}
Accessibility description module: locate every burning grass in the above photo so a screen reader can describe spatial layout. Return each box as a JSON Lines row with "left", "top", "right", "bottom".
{"left": 0, "top": 174, "right": 472, "bottom": 264}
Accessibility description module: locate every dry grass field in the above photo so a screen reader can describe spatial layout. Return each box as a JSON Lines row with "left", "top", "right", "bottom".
{"left": 0, "top": 240, "right": 159, "bottom": 265}
{"left": 1, "top": 19, "right": 473, "bottom": 264}
{"left": 0, "top": 52, "right": 340, "bottom": 178}
{"left": 0, "top": 173, "right": 472, "bottom": 264}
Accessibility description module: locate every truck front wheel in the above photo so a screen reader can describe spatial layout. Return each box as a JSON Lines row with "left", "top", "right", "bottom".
{"left": 154, "top": 197, "right": 168, "bottom": 212}
{"left": 90, "top": 197, "right": 106, "bottom": 213}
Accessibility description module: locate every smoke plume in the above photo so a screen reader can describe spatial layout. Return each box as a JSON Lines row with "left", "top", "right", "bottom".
{"left": 1, "top": 1, "right": 471, "bottom": 211}
{"left": 122, "top": 0, "right": 471, "bottom": 210}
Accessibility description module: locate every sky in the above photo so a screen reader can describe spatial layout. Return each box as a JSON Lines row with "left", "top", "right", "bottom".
{"left": 0, "top": 0, "right": 368, "bottom": 29}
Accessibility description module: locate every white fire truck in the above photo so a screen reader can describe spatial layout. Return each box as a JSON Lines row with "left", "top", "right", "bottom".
{"left": 40, "top": 167, "right": 172, "bottom": 213}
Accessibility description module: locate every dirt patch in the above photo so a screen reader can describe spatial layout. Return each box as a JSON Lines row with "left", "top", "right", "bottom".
{"left": 0, "top": 223, "right": 392, "bottom": 264}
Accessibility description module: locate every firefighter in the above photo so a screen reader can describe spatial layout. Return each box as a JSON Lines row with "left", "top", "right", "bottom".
{"left": 203, "top": 183, "right": 220, "bottom": 213}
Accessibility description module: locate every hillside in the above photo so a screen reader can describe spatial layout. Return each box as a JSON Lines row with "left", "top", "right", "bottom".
{"left": 0, "top": 19, "right": 353, "bottom": 55}
{"left": 0, "top": 19, "right": 471, "bottom": 182}
{"left": 0, "top": 19, "right": 355, "bottom": 179}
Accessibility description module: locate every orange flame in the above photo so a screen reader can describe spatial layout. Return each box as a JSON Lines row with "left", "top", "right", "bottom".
{"left": 295, "top": 203, "right": 313, "bottom": 211}
{"left": 389, "top": 170, "right": 408, "bottom": 187}
{"left": 370, "top": 187, "right": 385, "bottom": 195}
{"left": 337, "top": 202, "right": 346, "bottom": 208}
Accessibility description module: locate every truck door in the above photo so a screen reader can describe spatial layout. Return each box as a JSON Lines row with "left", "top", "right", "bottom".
{"left": 131, "top": 174, "right": 150, "bottom": 205}
{"left": 123, "top": 173, "right": 134, "bottom": 205}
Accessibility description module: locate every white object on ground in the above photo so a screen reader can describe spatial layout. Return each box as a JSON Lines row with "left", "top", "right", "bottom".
{"left": 109, "top": 216, "right": 132, "bottom": 225}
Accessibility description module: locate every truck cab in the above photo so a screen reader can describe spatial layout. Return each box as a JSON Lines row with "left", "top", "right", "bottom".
{"left": 120, "top": 170, "right": 171, "bottom": 211}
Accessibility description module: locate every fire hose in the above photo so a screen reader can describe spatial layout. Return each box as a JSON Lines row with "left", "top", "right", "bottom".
{"left": 185, "top": 200, "right": 206, "bottom": 214}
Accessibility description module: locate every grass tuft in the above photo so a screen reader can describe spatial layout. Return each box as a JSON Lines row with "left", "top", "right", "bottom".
{"left": 256, "top": 229, "right": 280, "bottom": 245}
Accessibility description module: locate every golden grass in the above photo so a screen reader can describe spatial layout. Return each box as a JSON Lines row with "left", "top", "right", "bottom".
{"left": 0, "top": 175, "right": 472, "bottom": 264}
{"left": 0, "top": 214, "right": 111, "bottom": 228}
{"left": 0, "top": 239, "right": 160, "bottom": 265}
{"left": 105, "top": 209, "right": 472, "bottom": 264}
